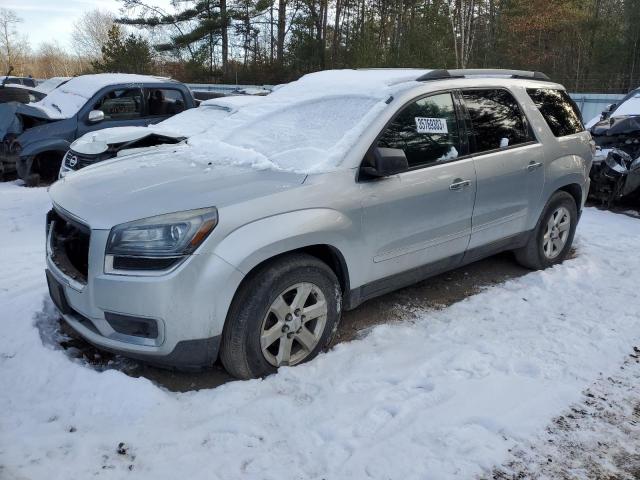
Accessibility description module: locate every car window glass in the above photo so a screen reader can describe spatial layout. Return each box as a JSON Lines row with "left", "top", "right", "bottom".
{"left": 145, "top": 88, "right": 187, "bottom": 116}
{"left": 526, "top": 88, "right": 584, "bottom": 137}
{"left": 377, "top": 92, "right": 461, "bottom": 168}
{"left": 94, "top": 88, "right": 143, "bottom": 120}
{"left": 462, "top": 89, "right": 533, "bottom": 153}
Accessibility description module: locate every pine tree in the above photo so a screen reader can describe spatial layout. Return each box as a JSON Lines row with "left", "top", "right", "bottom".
{"left": 91, "top": 25, "right": 153, "bottom": 74}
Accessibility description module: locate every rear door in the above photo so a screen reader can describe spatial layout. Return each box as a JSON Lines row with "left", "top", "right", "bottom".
{"left": 360, "top": 91, "right": 477, "bottom": 284}
{"left": 461, "top": 88, "right": 545, "bottom": 251}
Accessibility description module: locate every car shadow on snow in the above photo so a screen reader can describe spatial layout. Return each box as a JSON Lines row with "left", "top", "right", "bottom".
{"left": 34, "top": 250, "right": 559, "bottom": 392}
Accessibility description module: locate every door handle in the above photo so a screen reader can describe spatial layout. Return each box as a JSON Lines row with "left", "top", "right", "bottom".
{"left": 449, "top": 179, "right": 471, "bottom": 191}
{"left": 527, "top": 161, "right": 543, "bottom": 172}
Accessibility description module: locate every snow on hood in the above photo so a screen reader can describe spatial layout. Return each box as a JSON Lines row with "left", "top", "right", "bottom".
{"left": 70, "top": 95, "right": 264, "bottom": 155}
{"left": 183, "top": 69, "right": 429, "bottom": 173}
{"left": 28, "top": 73, "right": 172, "bottom": 119}
{"left": 612, "top": 93, "right": 640, "bottom": 117}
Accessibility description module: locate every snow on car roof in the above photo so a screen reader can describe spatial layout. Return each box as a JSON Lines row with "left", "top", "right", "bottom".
{"left": 612, "top": 92, "right": 640, "bottom": 117}
{"left": 29, "top": 73, "right": 172, "bottom": 119}
{"left": 186, "top": 69, "right": 431, "bottom": 173}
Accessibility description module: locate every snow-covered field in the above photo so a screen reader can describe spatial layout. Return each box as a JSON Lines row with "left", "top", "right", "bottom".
{"left": 1, "top": 182, "right": 640, "bottom": 479}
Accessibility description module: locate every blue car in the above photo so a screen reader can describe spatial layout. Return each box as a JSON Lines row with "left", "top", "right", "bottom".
{"left": 0, "top": 74, "right": 197, "bottom": 185}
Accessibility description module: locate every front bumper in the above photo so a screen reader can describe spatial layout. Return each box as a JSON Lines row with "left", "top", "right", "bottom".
{"left": 45, "top": 213, "right": 244, "bottom": 369}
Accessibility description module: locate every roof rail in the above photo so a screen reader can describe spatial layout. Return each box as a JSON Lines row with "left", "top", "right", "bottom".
{"left": 416, "top": 69, "right": 551, "bottom": 82}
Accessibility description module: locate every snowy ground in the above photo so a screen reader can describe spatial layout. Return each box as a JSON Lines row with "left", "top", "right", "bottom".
{"left": 1, "top": 182, "right": 640, "bottom": 480}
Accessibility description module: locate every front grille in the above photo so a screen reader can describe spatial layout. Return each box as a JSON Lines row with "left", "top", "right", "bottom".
{"left": 65, "top": 151, "right": 104, "bottom": 171}
{"left": 47, "top": 209, "right": 90, "bottom": 283}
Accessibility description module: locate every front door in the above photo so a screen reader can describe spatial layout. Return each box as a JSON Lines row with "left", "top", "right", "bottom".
{"left": 360, "top": 91, "right": 477, "bottom": 286}
{"left": 76, "top": 87, "right": 150, "bottom": 138}
{"left": 460, "top": 88, "right": 545, "bottom": 250}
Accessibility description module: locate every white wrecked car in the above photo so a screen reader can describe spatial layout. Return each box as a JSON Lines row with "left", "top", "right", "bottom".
{"left": 58, "top": 95, "right": 263, "bottom": 178}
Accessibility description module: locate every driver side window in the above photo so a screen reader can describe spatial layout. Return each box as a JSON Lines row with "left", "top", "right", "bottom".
{"left": 93, "top": 88, "right": 143, "bottom": 120}
{"left": 377, "top": 92, "right": 461, "bottom": 169}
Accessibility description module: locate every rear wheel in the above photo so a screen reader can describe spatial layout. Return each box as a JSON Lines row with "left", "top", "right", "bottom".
{"left": 515, "top": 191, "right": 578, "bottom": 270}
{"left": 220, "top": 253, "right": 341, "bottom": 379}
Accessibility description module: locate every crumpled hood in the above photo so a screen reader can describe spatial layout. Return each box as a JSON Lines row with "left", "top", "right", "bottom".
{"left": 48, "top": 147, "right": 307, "bottom": 229}
{"left": 0, "top": 102, "right": 53, "bottom": 139}
{"left": 591, "top": 115, "right": 640, "bottom": 137}
{"left": 70, "top": 127, "right": 184, "bottom": 155}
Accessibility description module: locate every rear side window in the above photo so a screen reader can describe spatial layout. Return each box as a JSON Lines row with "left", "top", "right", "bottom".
{"left": 377, "top": 92, "right": 461, "bottom": 169}
{"left": 462, "top": 89, "right": 534, "bottom": 154}
{"left": 146, "top": 88, "right": 187, "bottom": 116}
{"left": 526, "top": 88, "right": 584, "bottom": 137}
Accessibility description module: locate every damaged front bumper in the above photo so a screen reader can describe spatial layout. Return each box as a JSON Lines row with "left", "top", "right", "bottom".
{"left": 589, "top": 115, "right": 640, "bottom": 205}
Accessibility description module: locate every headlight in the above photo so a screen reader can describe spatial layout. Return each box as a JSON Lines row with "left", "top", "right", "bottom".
{"left": 105, "top": 207, "right": 218, "bottom": 273}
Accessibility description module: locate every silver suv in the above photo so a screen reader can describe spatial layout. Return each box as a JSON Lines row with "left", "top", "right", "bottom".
{"left": 46, "top": 69, "right": 593, "bottom": 379}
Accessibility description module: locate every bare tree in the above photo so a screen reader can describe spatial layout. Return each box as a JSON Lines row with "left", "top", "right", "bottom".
{"left": 0, "top": 8, "right": 29, "bottom": 73}
{"left": 446, "top": 0, "right": 476, "bottom": 68}
{"left": 71, "top": 10, "right": 117, "bottom": 59}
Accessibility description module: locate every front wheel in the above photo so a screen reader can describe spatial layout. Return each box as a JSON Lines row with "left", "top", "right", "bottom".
{"left": 515, "top": 191, "right": 578, "bottom": 270}
{"left": 220, "top": 253, "right": 341, "bottom": 379}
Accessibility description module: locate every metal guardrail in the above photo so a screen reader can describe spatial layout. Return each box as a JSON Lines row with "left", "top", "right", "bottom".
{"left": 569, "top": 93, "right": 626, "bottom": 122}
{"left": 186, "top": 83, "right": 273, "bottom": 93}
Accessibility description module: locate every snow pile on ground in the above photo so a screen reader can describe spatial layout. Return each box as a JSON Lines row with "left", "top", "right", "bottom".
{"left": 1, "top": 183, "right": 640, "bottom": 479}
{"left": 491, "top": 351, "right": 640, "bottom": 479}
{"left": 186, "top": 69, "right": 427, "bottom": 173}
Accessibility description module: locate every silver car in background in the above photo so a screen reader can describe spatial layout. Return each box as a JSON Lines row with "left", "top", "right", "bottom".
{"left": 45, "top": 69, "right": 593, "bottom": 379}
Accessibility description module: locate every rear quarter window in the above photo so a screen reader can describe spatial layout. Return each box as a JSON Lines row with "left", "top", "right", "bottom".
{"left": 527, "top": 88, "right": 584, "bottom": 137}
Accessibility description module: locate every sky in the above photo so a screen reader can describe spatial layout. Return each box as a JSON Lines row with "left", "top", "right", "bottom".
{"left": 1, "top": 0, "right": 173, "bottom": 51}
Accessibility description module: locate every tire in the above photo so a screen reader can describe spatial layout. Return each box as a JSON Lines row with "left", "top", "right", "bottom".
{"left": 515, "top": 191, "right": 578, "bottom": 270}
{"left": 220, "top": 253, "right": 341, "bottom": 379}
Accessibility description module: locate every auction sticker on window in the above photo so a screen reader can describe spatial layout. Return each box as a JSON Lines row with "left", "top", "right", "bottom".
{"left": 415, "top": 117, "right": 448, "bottom": 134}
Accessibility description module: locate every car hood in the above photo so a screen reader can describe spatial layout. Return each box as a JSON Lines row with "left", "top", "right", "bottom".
{"left": 0, "top": 102, "right": 54, "bottom": 138}
{"left": 590, "top": 115, "right": 640, "bottom": 137}
{"left": 70, "top": 127, "right": 185, "bottom": 155}
{"left": 48, "top": 147, "right": 307, "bottom": 229}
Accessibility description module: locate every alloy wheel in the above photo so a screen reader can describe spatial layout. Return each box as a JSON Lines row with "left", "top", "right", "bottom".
{"left": 259, "top": 282, "right": 328, "bottom": 367}
{"left": 542, "top": 206, "right": 571, "bottom": 259}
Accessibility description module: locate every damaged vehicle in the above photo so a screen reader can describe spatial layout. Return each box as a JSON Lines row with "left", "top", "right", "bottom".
{"left": 0, "top": 73, "right": 196, "bottom": 184}
{"left": 59, "top": 95, "right": 262, "bottom": 177}
{"left": 0, "top": 68, "right": 44, "bottom": 105}
{"left": 588, "top": 89, "right": 640, "bottom": 205}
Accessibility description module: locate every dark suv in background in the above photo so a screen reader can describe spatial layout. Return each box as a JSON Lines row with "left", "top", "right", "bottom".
{"left": 0, "top": 74, "right": 196, "bottom": 184}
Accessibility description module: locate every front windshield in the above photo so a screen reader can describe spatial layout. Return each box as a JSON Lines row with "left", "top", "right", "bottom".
{"left": 188, "top": 94, "right": 383, "bottom": 172}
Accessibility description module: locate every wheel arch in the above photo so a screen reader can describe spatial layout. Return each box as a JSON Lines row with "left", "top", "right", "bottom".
{"left": 557, "top": 183, "right": 582, "bottom": 211}
{"left": 230, "top": 244, "right": 351, "bottom": 309}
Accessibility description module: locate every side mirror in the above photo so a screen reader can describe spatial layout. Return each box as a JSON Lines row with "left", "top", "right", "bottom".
{"left": 601, "top": 103, "right": 616, "bottom": 120}
{"left": 362, "top": 147, "right": 409, "bottom": 178}
{"left": 88, "top": 110, "right": 105, "bottom": 123}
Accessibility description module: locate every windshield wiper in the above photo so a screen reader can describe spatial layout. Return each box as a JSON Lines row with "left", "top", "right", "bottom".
{"left": 51, "top": 103, "right": 62, "bottom": 113}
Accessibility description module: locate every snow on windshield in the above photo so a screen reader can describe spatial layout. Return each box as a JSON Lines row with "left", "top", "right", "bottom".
{"left": 612, "top": 93, "right": 640, "bottom": 117}
{"left": 185, "top": 69, "right": 423, "bottom": 173}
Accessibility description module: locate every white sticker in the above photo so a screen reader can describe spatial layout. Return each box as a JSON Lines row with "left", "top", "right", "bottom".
{"left": 415, "top": 117, "right": 448, "bottom": 135}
